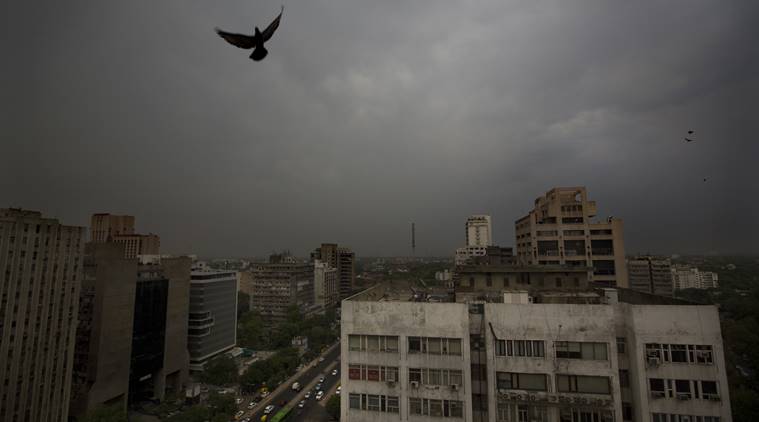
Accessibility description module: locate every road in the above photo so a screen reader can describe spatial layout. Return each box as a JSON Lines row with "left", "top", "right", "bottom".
{"left": 237, "top": 344, "right": 341, "bottom": 422}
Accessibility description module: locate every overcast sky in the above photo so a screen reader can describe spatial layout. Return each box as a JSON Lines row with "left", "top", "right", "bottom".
{"left": 3, "top": 1, "right": 758, "bottom": 257}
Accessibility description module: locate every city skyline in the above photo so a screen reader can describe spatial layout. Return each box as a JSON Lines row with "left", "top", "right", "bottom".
{"left": 4, "top": 1, "right": 758, "bottom": 257}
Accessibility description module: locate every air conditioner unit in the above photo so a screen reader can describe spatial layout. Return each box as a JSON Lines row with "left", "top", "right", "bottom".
{"left": 450, "top": 384, "right": 459, "bottom": 391}
{"left": 676, "top": 393, "right": 691, "bottom": 400}
{"left": 707, "top": 394, "right": 721, "bottom": 401}
{"left": 387, "top": 380, "right": 396, "bottom": 387}
{"left": 647, "top": 357, "right": 660, "bottom": 367}
{"left": 410, "top": 381, "right": 419, "bottom": 388}
{"left": 646, "top": 351, "right": 659, "bottom": 358}
{"left": 651, "top": 391, "right": 665, "bottom": 399}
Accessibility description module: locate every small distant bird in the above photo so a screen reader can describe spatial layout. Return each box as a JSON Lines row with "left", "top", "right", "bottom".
{"left": 688, "top": 130, "right": 694, "bottom": 134}
{"left": 703, "top": 178, "right": 707, "bottom": 182}
{"left": 216, "top": 6, "right": 283, "bottom": 61}
{"left": 685, "top": 137, "right": 695, "bottom": 142}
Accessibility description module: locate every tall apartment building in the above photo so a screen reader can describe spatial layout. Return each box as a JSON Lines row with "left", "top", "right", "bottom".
{"left": 90, "top": 213, "right": 160, "bottom": 259}
{"left": 69, "top": 244, "right": 190, "bottom": 417}
{"left": 90, "top": 213, "right": 134, "bottom": 242}
{"left": 312, "top": 243, "right": 356, "bottom": 299}
{"left": 188, "top": 269, "right": 238, "bottom": 371}
{"left": 314, "top": 260, "right": 339, "bottom": 312}
{"left": 466, "top": 215, "right": 493, "bottom": 247}
{"left": 515, "top": 187, "right": 628, "bottom": 288}
{"left": 627, "top": 256, "right": 673, "bottom": 297}
{"left": 248, "top": 254, "right": 315, "bottom": 325}
{"left": 0, "top": 209, "right": 85, "bottom": 422}
{"left": 671, "top": 266, "right": 719, "bottom": 290}
{"left": 341, "top": 280, "right": 732, "bottom": 422}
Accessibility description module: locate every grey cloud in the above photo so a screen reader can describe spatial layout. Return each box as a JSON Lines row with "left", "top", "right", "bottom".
{"left": 2, "top": 0, "right": 758, "bottom": 257}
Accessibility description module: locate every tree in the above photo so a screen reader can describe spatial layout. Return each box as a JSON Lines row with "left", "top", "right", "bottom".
{"left": 165, "top": 406, "right": 209, "bottom": 422}
{"left": 238, "top": 291, "right": 251, "bottom": 319}
{"left": 326, "top": 395, "right": 340, "bottom": 420}
{"left": 240, "top": 360, "right": 273, "bottom": 391}
{"left": 208, "top": 392, "right": 237, "bottom": 416}
{"left": 78, "top": 405, "right": 127, "bottom": 422}
{"left": 238, "top": 311, "right": 267, "bottom": 349}
{"left": 198, "top": 354, "right": 239, "bottom": 386}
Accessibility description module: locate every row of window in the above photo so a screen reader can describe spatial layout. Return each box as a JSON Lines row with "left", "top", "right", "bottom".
{"left": 348, "top": 334, "right": 464, "bottom": 356}
{"left": 652, "top": 414, "right": 721, "bottom": 422}
{"left": 348, "top": 335, "right": 399, "bottom": 353}
{"left": 409, "top": 398, "right": 463, "bottom": 418}
{"left": 649, "top": 378, "right": 720, "bottom": 400}
{"left": 494, "top": 340, "right": 607, "bottom": 361}
{"left": 496, "top": 404, "right": 622, "bottom": 422}
{"left": 646, "top": 343, "right": 713, "bottom": 364}
{"left": 348, "top": 393, "right": 399, "bottom": 413}
{"left": 496, "top": 372, "right": 611, "bottom": 395}
{"left": 347, "top": 365, "right": 465, "bottom": 386}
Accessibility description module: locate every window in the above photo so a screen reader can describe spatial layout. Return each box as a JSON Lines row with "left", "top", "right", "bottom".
{"left": 412, "top": 368, "right": 463, "bottom": 386}
{"left": 701, "top": 380, "right": 718, "bottom": 396}
{"left": 409, "top": 368, "right": 422, "bottom": 383}
{"left": 670, "top": 345, "right": 688, "bottom": 363}
{"left": 622, "top": 402, "right": 632, "bottom": 421}
{"left": 409, "top": 398, "right": 463, "bottom": 418}
{"left": 555, "top": 341, "right": 607, "bottom": 360}
{"left": 675, "top": 379, "right": 692, "bottom": 398}
{"left": 649, "top": 378, "right": 665, "bottom": 394}
{"left": 616, "top": 337, "right": 626, "bottom": 354}
{"left": 348, "top": 334, "right": 399, "bottom": 353}
{"left": 349, "top": 393, "right": 361, "bottom": 409}
{"left": 497, "top": 372, "right": 548, "bottom": 391}
{"left": 408, "top": 337, "right": 462, "bottom": 356}
{"left": 646, "top": 343, "right": 714, "bottom": 364}
{"left": 348, "top": 364, "right": 399, "bottom": 382}
{"left": 387, "top": 396, "right": 399, "bottom": 413}
{"left": 619, "top": 369, "right": 629, "bottom": 388}
{"left": 556, "top": 375, "right": 610, "bottom": 395}
{"left": 496, "top": 340, "right": 545, "bottom": 357}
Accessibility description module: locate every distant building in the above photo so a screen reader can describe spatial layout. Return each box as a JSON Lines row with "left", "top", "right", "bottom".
{"left": 0, "top": 209, "right": 85, "bottom": 422}
{"left": 515, "top": 187, "right": 628, "bottom": 288}
{"left": 627, "top": 256, "right": 673, "bottom": 297}
{"left": 188, "top": 268, "right": 238, "bottom": 371}
{"left": 70, "top": 242, "right": 191, "bottom": 417}
{"left": 455, "top": 246, "right": 488, "bottom": 266}
{"left": 435, "top": 269, "right": 452, "bottom": 282}
{"left": 314, "top": 260, "right": 339, "bottom": 312}
{"left": 90, "top": 213, "right": 134, "bottom": 242}
{"left": 312, "top": 243, "right": 356, "bottom": 299}
{"left": 672, "top": 265, "right": 719, "bottom": 290}
{"left": 89, "top": 213, "right": 160, "bottom": 259}
{"left": 341, "top": 278, "right": 732, "bottom": 422}
{"left": 248, "top": 253, "right": 315, "bottom": 325}
{"left": 466, "top": 215, "right": 493, "bottom": 247}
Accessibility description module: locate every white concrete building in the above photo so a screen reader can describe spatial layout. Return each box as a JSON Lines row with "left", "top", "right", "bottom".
{"left": 467, "top": 215, "right": 493, "bottom": 247}
{"left": 314, "top": 259, "right": 339, "bottom": 311}
{"left": 672, "top": 266, "right": 719, "bottom": 290}
{"left": 341, "top": 283, "right": 731, "bottom": 422}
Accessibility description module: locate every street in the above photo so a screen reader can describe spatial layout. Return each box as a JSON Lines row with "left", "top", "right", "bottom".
{"left": 237, "top": 344, "right": 341, "bottom": 422}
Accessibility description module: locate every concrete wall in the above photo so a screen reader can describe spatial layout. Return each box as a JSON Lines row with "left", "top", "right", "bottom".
{"left": 160, "top": 257, "right": 191, "bottom": 398}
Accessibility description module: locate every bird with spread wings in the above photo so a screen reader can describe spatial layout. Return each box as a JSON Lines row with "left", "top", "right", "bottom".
{"left": 216, "top": 6, "right": 283, "bottom": 61}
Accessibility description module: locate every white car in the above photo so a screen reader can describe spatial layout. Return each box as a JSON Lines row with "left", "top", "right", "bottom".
{"left": 304, "top": 391, "right": 311, "bottom": 399}
{"left": 336, "top": 386, "right": 341, "bottom": 395}
{"left": 319, "top": 377, "right": 325, "bottom": 383}
{"left": 264, "top": 405, "right": 275, "bottom": 414}
{"left": 298, "top": 400, "right": 306, "bottom": 408}
{"left": 319, "top": 357, "right": 325, "bottom": 362}
{"left": 235, "top": 410, "right": 245, "bottom": 419}
{"left": 248, "top": 401, "right": 257, "bottom": 409}
{"left": 331, "top": 369, "right": 338, "bottom": 376}
{"left": 236, "top": 398, "right": 244, "bottom": 404}
{"left": 316, "top": 391, "right": 324, "bottom": 401}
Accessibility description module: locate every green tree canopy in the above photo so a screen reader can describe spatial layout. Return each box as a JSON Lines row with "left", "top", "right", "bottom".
{"left": 326, "top": 395, "right": 340, "bottom": 420}
{"left": 198, "top": 354, "right": 239, "bottom": 386}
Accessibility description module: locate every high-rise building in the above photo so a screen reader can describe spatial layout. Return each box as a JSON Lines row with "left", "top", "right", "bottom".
{"left": 248, "top": 253, "right": 315, "bottom": 325}
{"left": 90, "top": 213, "right": 134, "bottom": 242}
{"left": 314, "top": 260, "right": 339, "bottom": 312}
{"left": 627, "top": 256, "right": 673, "bottom": 297}
{"left": 312, "top": 243, "right": 356, "bottom": 299}
{"left": 340, "top": 280, "right": 732, "bottom": 422}
{"left": 69, "top": 243, "right": 190, "bottom": 417}
{"left": 671, "top": 265, "right": 719, "bottom": 290}
{"left": 188, "top": 268, "right": 238, "bottom": 371}
{"left": 89, "top": 213, "right": 159, "bottom": 259}
{"left": 466, "top": 215, "right": 493, "bottom": 247}
{"left": 515, "top": 187, "right": 628, "bottom": 288}
{"left": 0, "top": 209, "right": 85, "bottom": 422}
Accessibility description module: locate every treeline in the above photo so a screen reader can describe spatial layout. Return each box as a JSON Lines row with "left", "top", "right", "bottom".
{"left": 237, "top": 305, "right": 338, "bottom": 357}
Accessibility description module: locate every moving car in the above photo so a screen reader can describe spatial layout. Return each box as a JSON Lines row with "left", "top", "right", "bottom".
{"left": 248, "top": 401, "right": 257, "bottom": 409}
{"left": 319, "top": 376, "right": 325, "bottom": 383}
{"left": 298, "top": 400, "right": 306, "bottom": 408}
{"left": 319, "top": 357, "right": 325, "bottom": 362}
{"left": 236, "top": 397, "right": 244, "bottom": 404}
{"left": 235, "top": 410, "right": 245, "bottom": 420}
{"left": 315, "top": 383, "right": 322, "bottom": 391}
{"left": 316, "top": 391, "right": 324, "bottom": 401}
{"left": 304, "top": 391, "right": 311, "bottom": 399}
{"left": 292, "top": 382, "right": 301, "bottom": 391}
{"left": 331, "top": 369, "right": 338, "bottom": 376}
{"left": 336, "top": 386, "right": 341, "bottom": 395}
{"left": 264, "top": 405, "right": 275, "bottom": 414}
{"left": 261, "top": 390, "right": 270, "bottom": 398}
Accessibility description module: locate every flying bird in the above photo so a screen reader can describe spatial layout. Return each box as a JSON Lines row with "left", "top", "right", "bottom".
{"left": 216, "top": 6, "right": 283, "bottom": 61}
{"left": 688, "top": 130, "right": 694, "bottom": 134}
{"left": 685, "top": 137, "right": 695, "bottom": 142}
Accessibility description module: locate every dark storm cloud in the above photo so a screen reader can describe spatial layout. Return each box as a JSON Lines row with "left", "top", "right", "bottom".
{"left": 2, "top": 0, "right": 758, "bottom": 257}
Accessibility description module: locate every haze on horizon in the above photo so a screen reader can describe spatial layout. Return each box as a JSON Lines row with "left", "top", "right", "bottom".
{"left": 2, "top": 0, "right": 758, "bottom": 257}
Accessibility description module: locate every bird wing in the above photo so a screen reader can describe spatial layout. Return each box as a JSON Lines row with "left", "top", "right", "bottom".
{"left": 216, "top": 28, "right": 257, "bottom": 49}
{"left": 261, "top": 6, "right": 283, "bottom": 42}
{"left": 684, "top": 138, "right": 694, "bottom": 142}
